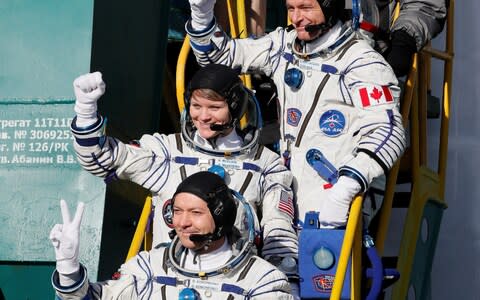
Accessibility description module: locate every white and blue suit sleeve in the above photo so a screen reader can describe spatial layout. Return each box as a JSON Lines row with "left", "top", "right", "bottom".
{"left": 258, "top": 154, "right": 298, "bottom": 262}
{"left": 52, "top": 252, "right": 158, "bottom": 300}
{"left": 71, "top": 116, "right": 173, "bottom": 193}
{"left": 338, "top": 47, "right": 407, "bottom": 192}
{"left": 185, "top": 18, "right": 288, "bottom": 76}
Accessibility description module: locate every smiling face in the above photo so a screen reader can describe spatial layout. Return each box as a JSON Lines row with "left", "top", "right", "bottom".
{"left": 286, "top": 0, "right": 326, "bottom": 41}
{"left": 189, "top": 89, "right": 232, "bottom": 139}
{"left": 172, "top": 192, "right": 219, "bottom": 251}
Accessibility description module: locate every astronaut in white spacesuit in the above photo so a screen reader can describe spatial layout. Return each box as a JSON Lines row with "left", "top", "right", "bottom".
{"left": 50, "top": 172, "right": 293, "bottom": 300}
{"left": 185, "top": 0, "right": 407, "bottom": 229}
{"left": 70, "top": 64, "right": 298, "bottom": 277}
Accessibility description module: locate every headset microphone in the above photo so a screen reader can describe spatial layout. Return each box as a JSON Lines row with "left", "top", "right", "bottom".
{"left": 286, "top": 24, "right": 295, "bottom": 32}
{"left": 189, "top": 233, "right": 215, "bottom": 243}
{"left": 304, "top": 23, "right": 329, "bottom": 33}
{"left": 210, "top": 123, "right": 233, "bottom": 132}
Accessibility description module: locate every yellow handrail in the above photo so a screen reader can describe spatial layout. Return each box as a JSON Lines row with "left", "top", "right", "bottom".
{"left": 438, "top": 0, "right": 455, "bottom": 199}
{"left": 390, "top": 0, "right": 454, "bottom": 298}
{"left": 351, "top": 205, "right": 363, "bottom": 300}
{"left": 227, "top": 0, "right": 239, "bottom": 38}
{"left": 235, "top": 0, "right": 252, "bottom": 89}
{"left": 233, "top": 0, "right": 250, "bottom": 129}
{"left": 375, "top": 53, "right": 418, "bottom": 254}
{"left": 330, "top": 195, "right": 363, "bottom": 299}
{"left": 125, "top": 196, "right": 152, "bottom": 261}
{"left": 391, "top": 1, "right": 401, "bottom": 28}
{"left": 176, "top": 35, "right": 191, "bottom": 113}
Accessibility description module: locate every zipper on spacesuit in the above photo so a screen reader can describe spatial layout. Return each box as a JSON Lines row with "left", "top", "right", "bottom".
{"left": 282, "top": 139, "right": 292, "bottom": 169}
{"left": 294, "top": 74, "right": 330, "bottom": 148}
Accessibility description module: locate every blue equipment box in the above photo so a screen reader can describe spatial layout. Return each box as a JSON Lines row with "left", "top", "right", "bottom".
{"left": 299, "top": 212, "right": 351, "bottom": 299}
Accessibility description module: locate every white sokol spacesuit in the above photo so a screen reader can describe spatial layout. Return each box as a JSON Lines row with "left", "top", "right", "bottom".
{"left": 70, "top": 65, "right": 297, "bottom": 268}
{"left": 52, "top": 243, "right": 292, "bottom": 299}
{"left": 51, "top": 172, "right": 293, "bottom": 300}
{"left": 185, "top": 0, "right": 407, "bottom": 228}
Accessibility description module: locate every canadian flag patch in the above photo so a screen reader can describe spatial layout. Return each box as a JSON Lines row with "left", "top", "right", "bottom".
{"left": 358, "top": 85, "right": 393, "bottom": 107}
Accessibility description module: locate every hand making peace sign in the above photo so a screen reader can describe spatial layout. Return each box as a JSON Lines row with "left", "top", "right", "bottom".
{"left": 49, "top": 199, "right": 85, "bottom": 275}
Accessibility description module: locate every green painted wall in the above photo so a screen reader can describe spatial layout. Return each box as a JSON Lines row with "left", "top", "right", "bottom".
{"left": 0, "top": 0, "right": 94, "bottom": 97}
{"left": 0, "top": 264, "right": 56, "bottom": 299}
{"left": 1, "top": 0, "right": 176, "bottom": 297}
{"left": 0, "top": 0, "right": 105, "bottom": 298}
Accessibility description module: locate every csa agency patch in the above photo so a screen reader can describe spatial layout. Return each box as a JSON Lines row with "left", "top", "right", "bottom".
{"left": 287, "top": 108, "right": 302, "bottom": 127}
{"left": 162, "top": 199, "right": 174, "bottom": 228}
{"left": 313, "top": 274, "right": 335, "bottom": 292}
{"left": 319, "top": 110, "right": 346, "bottom": 137}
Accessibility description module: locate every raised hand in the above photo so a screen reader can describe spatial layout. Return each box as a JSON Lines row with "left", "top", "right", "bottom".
{"left": 73, "top": 71, "right": 106, "bottom": 127}
{"left": 49, "top": 199, "right": 85, "bottom": 275}
{"left": 189, "top": 0, "right": 216, "bottom": 30}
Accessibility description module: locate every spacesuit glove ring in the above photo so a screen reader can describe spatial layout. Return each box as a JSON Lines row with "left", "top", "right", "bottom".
{"left": 320, "top": 176, "right": 361, "bottom": 228}
{"left": 49, "top": 199, "right": 85, "bottom": 275}
{"left": 188, "top": 0, "right": 216, "bottom": 30}
{"left": 73, "top": 72, "right": 105, "bottom": 127}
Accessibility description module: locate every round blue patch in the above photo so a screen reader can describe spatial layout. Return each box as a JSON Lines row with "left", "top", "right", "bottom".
{"left": 162, "top": 199, "right": 174, "bottom": 228}
{"left": 319, "top": 110, "right": 346, "bottom": 137}
{"left": 287, "top": 108, "right": 302, "bottom": 127}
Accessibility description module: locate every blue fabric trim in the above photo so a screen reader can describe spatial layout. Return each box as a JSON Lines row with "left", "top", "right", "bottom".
{"left": 51, "top": 265, "right": 87, "bottom": 294}
{"left": 174, "top": 156, "right": 261, "bottom": 173}
{"left": 154, "top": 276, "right": 177, "bottom": 286}
{"left": 174, "top": 156, "right": 199, "bottom": 165}
{"left": 75, "top": 137, "right": 100, "bottom": 147}
{"left": 321, "top": 64, "right": 339, "bottom": 74}
{"left": 339, "top": 167, "right": 368, "bottom": 192}
{"left": 190, "top": 41, "right": 214, "bottom": 52}
{"left": 70, "top": 115, "right": 105, "bottom": 135}
{"left": 104, "top": 171, "right": 119, "bottom": 184}
{"left": 185, "top": 18, "right": 216, "bottom": 37}
{"left": 221, "top": 283, "right": 246, "bottom": 295}
{"left": 71, "top": 115, "right": 106, "bottom": 148}
{"left": 242, "top": 162, "right": 261, "bottom": 172}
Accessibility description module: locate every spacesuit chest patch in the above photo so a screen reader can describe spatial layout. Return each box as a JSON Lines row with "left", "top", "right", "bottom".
{"left": 319, "top": 110, "right": 346, "bottom": 137}
{"left": 287, "top": 108, "right": 302, "bottom": 127}
{"left": 162, "top": 199, "right": 174, "bottom": 228}
{"left": 313, "top": 274, "right": 335, "bottom": 292}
